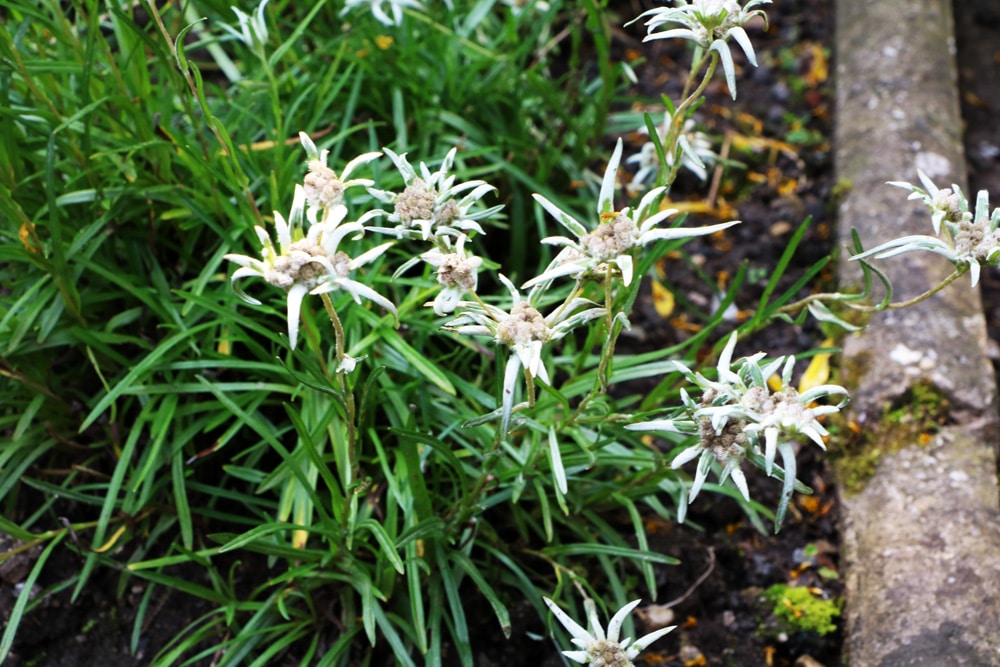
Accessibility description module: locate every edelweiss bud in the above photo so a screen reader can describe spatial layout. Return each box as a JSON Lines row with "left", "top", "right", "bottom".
{"left": 395, "top": 178, "right": 437, "bottom": 224}
{"left": 303, "top": 161, "right": 347, "bottom": 209}
{"left": 582, "top": 214, "right": 638, "bottom": 261}
{"left": 496, "top": 302, "right": 549, "bottom": 347}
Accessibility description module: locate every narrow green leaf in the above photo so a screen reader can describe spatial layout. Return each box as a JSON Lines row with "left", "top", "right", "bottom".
{"left": 358, "top": 519, "right": 405, "bottom": 574}
{"left": 0, "top": 532, "right": 65, "bottom": 663}
{"left": 451, "top": 551, "right": 511, "bottom": 638}
{"left": 382, "top": 327, "right": 456, "bottom": 395}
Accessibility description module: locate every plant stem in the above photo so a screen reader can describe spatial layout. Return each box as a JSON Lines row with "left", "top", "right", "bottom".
{"left": 320, "top": 293, "right": 358, "bottom": 471}
{"left": 777, "top": 267, "right": 965, "bottom": 317}
{"left": 662, "top": 52, "right": 719, "bottom": 187}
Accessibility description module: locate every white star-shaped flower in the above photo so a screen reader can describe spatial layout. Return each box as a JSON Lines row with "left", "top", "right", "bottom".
{"left": 630, "top": 0, "right": 771, "bottom": 99}
{"left": 445, "top": 276, "right": 604, "bottom": 432}
{"left": 224, "top": 186, "right": 395, "bottom": 349}
{"left": 543, "top": 597, "right": 674, "bottom": 666}
{"left": 526, "top": 139, "right": 737, "bottom": 289}
{"left": 368, "top": 147, "right": 500, "bottom": 242}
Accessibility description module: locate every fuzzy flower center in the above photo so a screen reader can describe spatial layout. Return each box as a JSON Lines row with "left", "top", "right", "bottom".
{"left": 582, "top": 214, "right": 638, "bottom": 260}
{"left": 437, "top": 254, "right": 479, "bottom": 290}
{"left": 953, "top": 217, "right": 1000, "bottom": 262}
{"left": 932, "top": 188, "right": 967, "bottom": 224}
{"left": 396, "top": 178, "right": 437, "bottom": 224}
{"left": 700, "top": 416, "right": 748, "bottom": 462}
{"left": 743, "top": 386, "right": 815, "bottom": 432}
{"left": 303, "top": 161, "right": 346, "bottom": 209}
{"left": 331, "top": 250, "right": 352, "bottom": 278}
{"left": 586, "top": 639, "right": 634, "bottom": 667}
{"left": 265, "top": 240, "right": 330, "bottom": 290}
{"left": 435, "top": 198, "right": 461, "bottom": 225}
{"left": 495, "top": 302, "right": 548, "bottom": 347}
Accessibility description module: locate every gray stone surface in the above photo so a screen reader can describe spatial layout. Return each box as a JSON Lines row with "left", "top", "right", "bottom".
{"left": 834, "top": 0, "right": 1000, "bottom": 663}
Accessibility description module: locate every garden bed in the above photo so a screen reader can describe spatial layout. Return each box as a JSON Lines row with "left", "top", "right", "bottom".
{"left": 4, "top": 0, "right": 999, "bottom": 665}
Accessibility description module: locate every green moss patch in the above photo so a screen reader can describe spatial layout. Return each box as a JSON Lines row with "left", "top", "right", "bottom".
{"left": 831, "top": 380, "right": 951, "bottom": 495}
{"left": 764, "top": 584, "right": 842, "bottom": 637}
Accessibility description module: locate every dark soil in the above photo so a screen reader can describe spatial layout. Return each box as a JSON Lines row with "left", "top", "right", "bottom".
{"left": 959, "top": 0, "right": 1000, "bottom": 356}
{"left": 606, "top": 1, "right": 844, "bottom": 665}
{"left": 5, "top": 2, "right": 1000, "bottom": 666}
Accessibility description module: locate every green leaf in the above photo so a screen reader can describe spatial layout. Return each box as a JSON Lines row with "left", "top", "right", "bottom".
{"left": 381, "top": 326, "right": 456, "bottom": 395}
{"left": 450, "top": 551, "right": 511, "bottom": 638}
{"left": 0, "top": 533, "right": 66, "bottom": 662}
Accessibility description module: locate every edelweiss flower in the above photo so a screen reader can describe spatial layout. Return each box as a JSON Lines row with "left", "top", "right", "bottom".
{"left": 632, "top": 0, "right": 771, "bottom": 99}
{"left": 526, "top": 139, "right": 738, "bottom": 289}
{"left": 887, "top": 168, "right": 970, "bottom": 235}
{"left": 419, "top": 235, "right": 484, "bottom": 315}
{"left": 368, "top": 147, "right": 501, "bottom": 241}
{"left": 340, "top": 0, "right": 423, "bottom": 27}
{"left": 543, "top": 597, "right": 674, "bottom": 666}
{"left": 853, "top": 172, "right": 1000, "bottom": 287}
{"left": 500, "top": 0, "right": 551, "bottom": 16}
{"left": 224, "top": 186, "right": 395, "bottom": 349}
{"left": 626, "top": 110, "right": 718, "bottom": 190}
{"left": 223, "top": 0, "right": 270, "bottom": 50}
{"left": 627, "top": 333, "right": 847, "bottom": 525}
{"left": 445, "top": 276, "right": 604, "bottom": 432}
{"left": 298, "top": 132, "right": 381, "bottom": 224}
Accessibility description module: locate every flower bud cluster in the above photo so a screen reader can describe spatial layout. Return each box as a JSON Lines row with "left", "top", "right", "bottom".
{"left": 632, "top": 0, "right": 771, "bottom": 99}
{"left": 223, "top": 133, "right": 402, "bottom": 352}
{"left": 858, "top": 170, "right": 1000, "bottom": 287}
{"left": 543, "top": 597, "right": 675, "bottom": 667}
{"left": 626, "top": 110, "right": 718, "bottom": 191}
{"left": 627, "top": 333, "right": 847, "bottom": 523}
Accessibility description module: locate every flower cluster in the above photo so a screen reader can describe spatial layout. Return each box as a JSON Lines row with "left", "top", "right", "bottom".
{"left": 526, "top": 139, "right": 739, "bottom": 289}
{"left": 543, "top": 597, "right": 674, "bottom": 666}
{"left": 627, "top": 333, "right": 848, "bottom": 525}
{"left": 224, "top": 186, "right": 395, "bottom": 350}
{"left": 626, "top": 109, "right": 718, "bottom": 190}
{"left": 445, "top": 277, "right": 605, "bottom": 431}
{"left": 372, "top": 148, "right": 498, "bottom": 315}
{"left": 852, "top": 169, "right": 1000, "bottom": 287}
{"left": 225, "top": 133, "right": 504, "bottom": 349}
{"left": 224, "top": 133, "right": 408, "bottom": 352}
{"left": 368, "top": 147, "right": 500, "bottom": 242}
{"left": 299, "top": 132, "right": 381, "bottom": 223}
{"left": 340, "top": 0, "right": 424, "bottom": 27}
{"left": 632, "top": 0, "right": 771, "bottom": 99}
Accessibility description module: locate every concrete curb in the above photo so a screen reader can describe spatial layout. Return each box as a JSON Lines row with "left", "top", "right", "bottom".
{"left": 834, "top": 0, "right": 1000, "bottom": 664}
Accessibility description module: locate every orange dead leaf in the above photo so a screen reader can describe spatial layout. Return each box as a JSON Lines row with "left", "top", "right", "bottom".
{"left": 19, "top": 222, "right": 40, "bottom": 253}
{"left": 670, "top": 314, "right": 702, "bottom": 333}
{"left": 661, "top": 197, "right": 738, "bottom": 220}
{"left": 798, "top": 495, "right": 822, "bottom": 514}
{"left": 777, "top": 177, "right": 799, "bottom": 197}
{"left": 805, "top": 43, "right": 828, "bottom": 87}
{"left": 730, "top": 134, "right": 798, "bottom": 161}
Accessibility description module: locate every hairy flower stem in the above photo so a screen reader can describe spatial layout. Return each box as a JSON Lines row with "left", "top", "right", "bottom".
{"left": 320, "top": 293, "right": 358, "bottom": 474}
{"left": 662, "top": 52, "right": 719, "bottom": 187}
{"left": 777, "top": 267, "right": 965, "bottom": 318}
{"left": 573, "top": 265, "right": 621, "bottom": 419}
{"left": 446, "top": 431, "right": 504, "bottom": 531}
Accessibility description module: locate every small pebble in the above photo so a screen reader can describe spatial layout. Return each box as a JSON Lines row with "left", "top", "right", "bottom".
{"left": 795, "top": 655, "right": 826, "bottom": 667}
{"left": 635, "top": 603, "right": 675, "bottom": 629}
